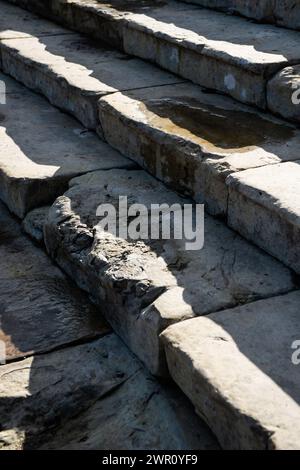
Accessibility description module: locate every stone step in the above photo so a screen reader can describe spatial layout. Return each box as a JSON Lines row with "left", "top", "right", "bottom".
{"left": 0, "top": 1, "right": 183, "bottom": 130}
{"left": 5, "top": 0, "right": 300, "bottom": 120}
{"left": 0, "top": 72, "right": 134, "bottom": 218}
{"left": 0, "top": 4, "right": 299, "bottom": 272}
{"left": 99, "top": 83, "right": 300, "bottom": 273}
{"left": 227, "top": 162, "right": 300, "bottom": 275}
{"left": 0, "top": 202, "right": 217, "bottom": 450}
{"left": 179, "top": 0, "right": 300, "bottom": 32}
{"left": 161, "top": 291, "right": 300, "bottom": 450}
{"left": 41, "top": 168, "right": 295, "bottom": 375}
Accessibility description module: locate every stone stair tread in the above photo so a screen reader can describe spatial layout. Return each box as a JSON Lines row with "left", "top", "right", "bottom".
{"left": 0, "top": 201, "right": 110, "bottom": 361}
{"left": 0, "top": 73, "right": 134, "bottom": 218}
{"left": 161, "top": 291, "right": 300, "bottom": 450}
{"left": 0, "top": 6, "right": 183, "bottom": 128}
{"left": 43, "top": 168, "right": 294, "bottom": 375}
{"left": 6, "top": 0, "right": 300, "bottom": 109}
{"left": 0, "top": 332, "right": 218, "bottom": 450}
{"left": 179, "top": 0, "right": 300, "bottom": 31}
{"left": 9, "top": 0, "right": 300, "bottom": 68}
{"left": 227, "top": 161, "right": 300, "bottom": 272}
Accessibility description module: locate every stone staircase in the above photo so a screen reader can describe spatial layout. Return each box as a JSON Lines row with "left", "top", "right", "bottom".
{"left": 0, "top": 0, "right": 300, "bottom": 450}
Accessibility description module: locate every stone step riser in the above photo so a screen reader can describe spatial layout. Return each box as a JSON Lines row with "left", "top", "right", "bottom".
{"left": 180, "top": 0, "right": 300, "bottom": 31}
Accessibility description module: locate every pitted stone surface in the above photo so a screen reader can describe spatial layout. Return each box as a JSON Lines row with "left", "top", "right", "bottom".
{"left": 0, "top": 334, "right": 218, "bottom": 450}
{"left": 0, "top": 73, "right": 133, "bottom": 218}
{"left": 227, "top": 161, "right": 300, "bottom": 274}
{"left": 44, "top": 168, "right": 294, "bottom": 375}
{"left": 162, "top": 291, "right": 300, "bottom": 450}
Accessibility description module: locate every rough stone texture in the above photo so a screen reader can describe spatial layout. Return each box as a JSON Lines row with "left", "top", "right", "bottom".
{"left": 0, "top": 73, "right": 133, "bottom": 218}
{"left": 180, "top": 0, "right": 300, "bottom": 31}
{"left": 162, "top": 291, "right": 300, "bottom": 450}
{"left": 44, "top": 168, "right": 294, "bottom": 375}
{"left": 0, "top": 334, "right": 218, "bottom": 450}
{"left": 267, "top": 66, "right": 300, "bottom": 125}
{"left": 227, "top": 161, "right": 300, "bottom": 274}
{"left": 0, "top": 20, "right": 183, "bottom": 128}
{"left": 0, "top": 201, "right": 110, "bottom": 361}
{"left": 22, "top": 206, "right": 49, "bottom": 243}
{"left": 6, "top": 0, "right": 300, "bottom": 108}
{"left": 98, "top": 82, "right": 300, "bottom": 216}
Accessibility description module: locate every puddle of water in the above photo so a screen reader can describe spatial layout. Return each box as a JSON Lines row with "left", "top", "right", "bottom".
{"left": 142, "top": 97, "right": 295, "bottom": 153}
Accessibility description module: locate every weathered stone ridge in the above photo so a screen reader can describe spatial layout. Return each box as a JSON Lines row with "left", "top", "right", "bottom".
{"left": 43, "top": 168, "right": 295, "bottom": 375}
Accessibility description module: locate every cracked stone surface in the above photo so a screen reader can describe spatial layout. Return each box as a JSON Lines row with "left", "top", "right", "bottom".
{"left": 98, "top": 82, "right": 300, "bottom": 216}
{"left": 0, "top": 73, "right": 133, "bottom": 218}
{"left": 227, "top": 161, "right": 300, "bottom": 274}
{"left": 0, "top": 201, "right": 110, "bottom": 361}
{"left": 6, "top": 0, "right": 300, "bottom": 108}
{"left": 162, "top": 291, "right": 300, "bottom": 450}
{"left": 44, "top": 168, "right": 294, "bottom": 375}
{"left": 0, "top": 334, "right": 218, "bottom": 450}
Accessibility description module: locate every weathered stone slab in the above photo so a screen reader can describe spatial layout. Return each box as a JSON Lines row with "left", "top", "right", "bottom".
{"left": 162, "top": 291, "right": 300, "bottom": 450}
{"left": 227, "top": 161, "right": 300, "bottom": 274}
{"left": 98, "top": 82, "right": 300, "bottom": 216}
{"left": 0, "top": 334, "right": 218, "bottom": 450}
{"left": 0, "top": 28, "right": 183, "bottom": 128}
{"left": 44, "top": 168, "right": 294, "bottom": 375}
{"left": 7, "top": 0, "right": 300, "bottom": 108}
{"left": 267, "top": 65, "right": 300, "bottom": 125}
{"left": 180, "top": 0, "right": 300, "bottom": 31}
{"left": 0, "top": 73, "right": 133, "bottom": 218}
{"left": 0, "top": 201, "right": 110, "bottom": 361}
